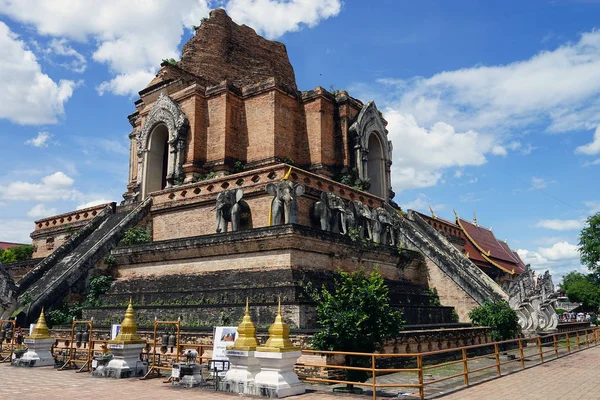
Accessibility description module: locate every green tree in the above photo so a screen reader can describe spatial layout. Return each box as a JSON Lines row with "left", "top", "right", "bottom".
{"left": 469, "top": 300, "right": 520, "bottom": 341}
{"left": 121, "top": 227, "right": 152, "bottom": 246}
{"left": 560, "top": 271, "right": 600, "bottom": 310}
{"left": 308, "top": 268, "right": 404, "bottom": 391}
{"left": 0, "top": 245, "right": 33, "bottom": 263}
{"left": 579, "top": 213, "right": 600, "bottom": 272}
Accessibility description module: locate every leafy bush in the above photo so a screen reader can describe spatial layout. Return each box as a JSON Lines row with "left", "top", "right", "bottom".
{"left": 334, "top": 168, "right": 370, "bottom": 191}
{"left": 427, "top": 287, "right": 441, "bottom": 306}
{"left": 47, "top": 302, "right": 83, "bottom": 327}
{"left": 469, "top": 300, "right": 520, "bottom": 341}
{"left": 86, "top": 275, "right": 114, "bottom": 307}
{"left": 0, "top": 245, "right": 33, "bottom": 263}
{"left": 554, "top": 308, "right": 567, "bottom": 315}
{"left": 121, "top": 227, "right": 151, "bottom": 246}
{"left": 307, "top": 268, "right": 404, "bottom": 389}
{"left": 233, "top": 160, "right": 245, "bottom": 174}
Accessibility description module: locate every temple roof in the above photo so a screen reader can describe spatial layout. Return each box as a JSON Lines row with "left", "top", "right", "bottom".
{"left": 456, "top": 217, "right": 526, "bottom": 275}
{"left": 0, "top": 241, "right": 24, "bottom": 250}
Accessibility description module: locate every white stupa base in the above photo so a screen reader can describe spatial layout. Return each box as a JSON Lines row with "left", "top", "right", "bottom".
{"left": 253, "top": 350, "right": 305, "bottom": 398}
{"left": 93, "top": 343, "right": 147, "bottom": 378}
{"left": 13, "top": 338, "right": 55, "bottom": 367}
{"left": 220, "top": 349, "right": 261, "bottom": 394}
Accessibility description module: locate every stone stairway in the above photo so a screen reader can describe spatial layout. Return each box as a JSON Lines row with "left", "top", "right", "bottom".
{"left": 15, "top": 198, "right": 152, "bottom": 325}
{"left": 397, "top": 210, "right": 508, "bottom": 306}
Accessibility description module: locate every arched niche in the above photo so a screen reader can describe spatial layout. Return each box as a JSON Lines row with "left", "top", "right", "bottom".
{"left": 349, "top": 101, "right": 393, "bottom": 200}
{"left": 366, "top": 133, "right": 385, "bottom": 198}
{"left": 136, "top": 93, "right": 189, "bottom": 199}
{"left": 143, "top": 124, "right": 169, "bottom": 196}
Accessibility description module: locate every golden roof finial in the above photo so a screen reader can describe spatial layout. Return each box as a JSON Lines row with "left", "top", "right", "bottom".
{"left": 257, "top": 297, "right": 298, "bottom": 353}
{"left": 29, "top": 307, "right": 53, "bottom": 340}
{"left": 429, "top": 205, "right": 436, "bottom": 218}
{"left": 473, "top": 210, "right": 477, "bottom": 225}
{"left": 109, "top": 297, "right": 145, "bottom": 345}
{"left": 230, "top": 298, "right": 259, "bottom": 351}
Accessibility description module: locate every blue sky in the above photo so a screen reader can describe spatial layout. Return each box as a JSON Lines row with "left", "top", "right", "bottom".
{"left": 1, "top": 0, "right": 599, "bottom": 281}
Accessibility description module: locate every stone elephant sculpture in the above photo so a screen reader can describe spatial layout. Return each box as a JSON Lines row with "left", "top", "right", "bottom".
{"left": 312, "top": 192, "right": 348, "bottom": 234}
{"left": 215, "top": 188, "right": 248, "bottom": 233}
{"left": 266, "top": 181, "right": 305, "bottom": 225}
{"left": 351, "top": 200, "right": 375, "bottom": 240}
{"left": 375, "top": 206, "right": 395, "bottom": 246}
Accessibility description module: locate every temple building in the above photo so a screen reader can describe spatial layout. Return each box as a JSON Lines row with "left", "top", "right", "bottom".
{"left": 417, "top": 211, "right": 525, "bottom": 290}
{"left": 1, "top": 9, "right": 509, "bottom": 331}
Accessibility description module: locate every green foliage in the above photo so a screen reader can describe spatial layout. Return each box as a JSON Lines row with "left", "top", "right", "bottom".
{"left": 192, "top": 171, "right": 219, "bottom": 182}
{"left": 450, "top": 309, "right": 460, "bottom": 323}
{"left": 121, "top": 227, "right": 152, "bottom": 246}
{"left": 0, "top": 245, "right": 33, "bottom": 263}
{"left": 334, "top": 168, "right": 371, "bottom": 192}
{"left": 560, "top": 271, "right": 600, "bottom": 310}
{"left": 554, "top": 308, "right": 567, "bottom": 314}
{"left": 233, "top": 160, "right": 245, "bottom": 174}
{"left": 307, "top": 268, "right": 404, "bottom": 386}
{"left": 104, "top": 254, "right": 116, "bottom": 269}
{"left": 162, "top": 58, "right": 178, "bottom": 66}
{"left": 579, "top": 213, "right": 600, "bottom": 272}
{"left": 427, "top": 287, "right": 441, "bottom": 306}
{"left": 591, "top": 314, "right": 598, "bottom": 326}
{"left": 469, "top": 300, "right": 520, "bottom": 341}
{"left": 191, "top": 24, "right": 200, "bottom": 30}
{"left": 86, "top": 275, "right": 114, "bottom": 307}
{"left": 20, "top": 291, "right": 33, "bottom": 306}
{"left": 47, "top": 302, "right": 83, "bottom": 327}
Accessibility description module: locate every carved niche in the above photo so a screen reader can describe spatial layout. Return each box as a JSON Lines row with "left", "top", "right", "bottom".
{"left": 348, "top": 101, "right": 393, "bottom": 200}
{"left": 136, "top": 93, "right": 189, "bottom": 197}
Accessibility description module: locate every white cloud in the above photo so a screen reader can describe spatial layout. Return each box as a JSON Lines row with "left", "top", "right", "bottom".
{"left": 583, "top": 158, "right": 600, "bottom": 166}
{"left": 530, "top": 177, "right": 553, "bottom": 190}
{"left": 585, "top": 200, "right": 600, "bottom": 214}
{"left": 24, "top": 131, "right": 52, "bottom": 147}
{"left": 517, "top": 241, "right": 582, "bottom": 281}
{"left": 0, "top": 171, "right": 81, "bottom": 202}
{"left": 535, "top": 219, "right": 584, "bottom": 231}
{"left": 226, "top": 0, "right": 342, "bottom": 39}
{"left": 388, "top": 30, "right": 600, "bottom": 134}
{"left": 0, "top": 1, "right": 341, "bottom": 97}
{"left": 76, "top": 199, "right": 113, "bottom": 210}
{"left": 576, "top": 124, "right": 600, "bottom": 155}
{"left": 0, "top": 22, "right": 75, "bottom": 125}
{"left": 46, "top": 38, "right": 87, "bottom": 73}
{"left": 385, "top": 110, "right": 499, "bottom": 191}
{"left": 0, "top": 219, "right": 33, "bottom": 243}
{"left": 26, "top": 203, "right": 57, "bottom": 218}
{"left": 402, "top": 193, "right": 445, "bottom": 213}
{"left": 491, "top": 145, "right": 507, "bottom": 156}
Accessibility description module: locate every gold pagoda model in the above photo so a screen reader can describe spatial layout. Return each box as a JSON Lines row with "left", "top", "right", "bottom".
{"left": 256, "top": 298, "right": 298, "bottom": 353}
{"left": 108, "top": 298, "right": 145, "bottom": 345}
{"left": 229, "top": 298, "right": 259, "bottom": 351}
{"left": 16, "top": 307, "right": 55, "bottom": 367}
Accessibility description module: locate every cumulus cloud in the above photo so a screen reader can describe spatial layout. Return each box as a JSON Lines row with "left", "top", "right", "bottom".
{"left": 402, "top": 193, "right": 445, "bottom": 214}
{"left": 535, "top": 219, "right": 584, "bottom": 231}
{"left": 517, "top": 241, "right": 582, "bottom": 281}
{"left": 0, "top": 219, "right": 34, "bottom": 243}
{"left": 0, "top": 171, "right": 81, "bottom": 202}
{"left": 0, "top": 0, "right": 341, "bottom": 97}
{"left": 226, "top": 0, "right": 342, "bottom": 39}
{"left": 385, "top": 110, "right": 499, "bottom": 191}
{"left": 76, "top": 199, "right": 113, "bottom": 210}
{"left": 0, "top": 22, "right": 75, "bottom": 124}
{"left": 576, "top": 124, "right": 600, "bottom": 155}
{"left": 530, "top": 177, "right": 554, "bottom": 190}
{"left": 27, "top": 203, "right": 57, "bottom": 218}
{"left": 46, "top": 38, "right": 87, "bottom": 73}
{"left": 24, "top": 131, "right": 52, "bottom": 147}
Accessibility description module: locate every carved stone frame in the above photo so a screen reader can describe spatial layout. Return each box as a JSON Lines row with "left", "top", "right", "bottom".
{"left": 137, "top": 93, "right": 189, "bottom": 198}
{"left": 349, "top": 101, "right": 393, "bottom": 199}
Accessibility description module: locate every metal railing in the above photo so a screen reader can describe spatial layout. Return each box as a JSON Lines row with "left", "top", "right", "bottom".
{"left": 296, "top": 327, "right": 600, "bottom": 399}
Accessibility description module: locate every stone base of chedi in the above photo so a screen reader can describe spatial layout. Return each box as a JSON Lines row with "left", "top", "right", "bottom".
{"left": 92, "top": 299, "right": 148, "bottom": 378}
{"left": 509, "top": 265, "right": 558, "bottom": 336}
{"left": 13, "top": 308, "right": 55, "bottom": 367}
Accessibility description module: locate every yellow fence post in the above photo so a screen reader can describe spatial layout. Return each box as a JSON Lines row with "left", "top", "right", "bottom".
{"left": 537, "top": 337, "right": 544, "bottom": 363}
{"left": 494, "top": 343, "right": 501, "bottom": 376}
{"left": 372, "top": 354, "right": 377, "bottom": 400}
{"left": 462, "top": 348, "right": 469, "bottom": 386}
{"left": 566, "top": 332, "right": 571, "bottom": 353}
{"left": 576, "top": 331, "right": 581, "bottom": 350}
{"left": 553, "top": 334, "right": 558, "bottom": 358}
{"left": 417, "top": 355, "right": 424, "bottom": 400}
{"left": 518, "top": 339, "right": 525, "bottom": 369}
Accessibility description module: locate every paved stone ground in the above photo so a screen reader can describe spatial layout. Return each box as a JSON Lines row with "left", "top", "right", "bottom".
{"left": 0, "top": 344, "right": 598, "bottom": 399}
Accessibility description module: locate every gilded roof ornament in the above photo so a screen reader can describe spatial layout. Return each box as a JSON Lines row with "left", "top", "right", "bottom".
{"left": 109, "top": 297, "right": 145, "bottom": 345}
{"left": 257, "top": 297, "right": 298, "bottom": 353}
{"left": 429, "top": 205, "right": 436, "bottom": 218}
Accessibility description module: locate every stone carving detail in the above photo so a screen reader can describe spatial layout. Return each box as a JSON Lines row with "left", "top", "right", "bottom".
{"left": 312, "top": 192, "right": 350, "bottom": 234}
{"left": 508, "top": 265, "right": 558, "bottom": 335}
{"left": 266, "top": 181, "right": 305, "bottom": 225}
{"left": 351, "top": 200, "right": 376, "bottom": 241}
{"left": 215, "top": 188, "right": 248, "bottom": 233}
{"left": 348, "top": 101, "right": 393, "bottom": 198}
{"left": 375, "top": 206, "right": 396, "bottom": 246}
{"left": 136, "top": 93, "right": 189, "bottom": 193}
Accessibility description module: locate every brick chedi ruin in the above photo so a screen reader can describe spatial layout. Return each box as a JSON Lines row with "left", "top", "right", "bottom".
{"left": 1, "top": 9, "right": 512, "bottom": 338}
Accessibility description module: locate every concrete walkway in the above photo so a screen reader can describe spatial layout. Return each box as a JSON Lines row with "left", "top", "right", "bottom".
{"left": 1, "top": 345, "right": 599, "bottom": 399}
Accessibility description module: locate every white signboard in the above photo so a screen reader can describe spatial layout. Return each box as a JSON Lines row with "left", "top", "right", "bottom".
{"left": 212, "top": 326, "right": 238, "bottom": 362}
{"left": 29, "top": 323, "right": 35, "bottom": 336}
{"left": 111, "top": 324, "right": 121, "bottom": 340}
